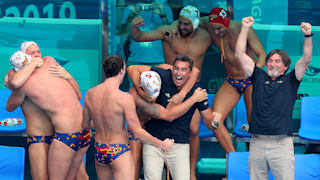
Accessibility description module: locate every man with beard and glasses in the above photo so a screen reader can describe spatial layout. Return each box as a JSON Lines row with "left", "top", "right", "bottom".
{"left": 199, "top": 7, "right": 266, "bottom": 154}
{"left": 235, "top": 16, "right": 312, "bottom": 180}
{"left": 130, "top": 5, "right": 212, "bottom": 179}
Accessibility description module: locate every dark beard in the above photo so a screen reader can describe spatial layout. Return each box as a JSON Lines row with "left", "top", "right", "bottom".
{"left": 179, "top": 29, "right": 192, "bottom": 37}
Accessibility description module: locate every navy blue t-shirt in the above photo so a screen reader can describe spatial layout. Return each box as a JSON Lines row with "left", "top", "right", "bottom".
{"left": 249, "top": 66, "right": 301, "bottom": 136}
{"left": 145, "top": 67, "right": 209, "bottom": 143}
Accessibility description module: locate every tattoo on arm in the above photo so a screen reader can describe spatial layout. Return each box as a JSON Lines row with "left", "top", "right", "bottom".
{"left": 137, "top": 96, "right": 162, "bottom": 119}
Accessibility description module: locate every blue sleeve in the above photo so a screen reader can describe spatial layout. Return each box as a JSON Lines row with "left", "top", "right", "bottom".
{"left": 193, "top": 83, "right": 209, "bottom": 111}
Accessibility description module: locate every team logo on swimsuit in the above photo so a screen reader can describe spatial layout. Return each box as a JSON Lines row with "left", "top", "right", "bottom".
{"left": 204, "top": 100, "right": 208, "bottom": 105}
{"left": 165, "top": 93, "right": 171, "bottom": 98}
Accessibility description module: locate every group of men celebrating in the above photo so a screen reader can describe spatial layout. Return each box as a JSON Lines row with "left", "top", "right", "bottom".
{"left": 4, "top": 4, "right": 313, "bottom": 180}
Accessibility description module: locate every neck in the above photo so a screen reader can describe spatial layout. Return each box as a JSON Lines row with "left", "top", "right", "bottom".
{"left": 103, "top": 77, "right": 121, "bottom": 88}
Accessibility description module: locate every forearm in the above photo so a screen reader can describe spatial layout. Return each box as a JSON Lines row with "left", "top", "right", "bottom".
{"left": 303, "top": 36, "right": 313, "bottom": 63}
{"left": 9, "top": 65, "right": 37, "bottom": 89}
{"left": 131, "top": 26, "right": 143, "bottom": 41}
{"left": 6, "top": 93, "right": 24, "bottom": 112}
{"left": 133, "top": 128, "right": 164, "bottom": 148}
{"left": 235, "top": 27, "right": 250, "bottom": 59}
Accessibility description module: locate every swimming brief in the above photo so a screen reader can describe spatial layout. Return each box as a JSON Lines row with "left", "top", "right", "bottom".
{"left": 54, "top": 128, "right": 92, "bottom": 151}
{"left": 27, "top": 135, "right": 53, "bottom": 145}
{"left": 128, "top": 130, "right": 138, "bottom": 142}
{"left": 226, "top": 77, "right": 252, "bottom": 94}
{"left": 95, "top": 143, "right": 131, "bottom": 165}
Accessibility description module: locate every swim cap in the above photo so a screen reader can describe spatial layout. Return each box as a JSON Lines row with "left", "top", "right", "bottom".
{"left": 10, "top": 51, "right": 32, "bottom": 71}
{"left": 20, "top": 41, "right": 38, "bottom": 53}
{"left": 140, "top": 71, "right": 161, "bottom": 98}
{"left": 209, "top": 7, "right": 230, "bottom": 28}
{"left": 179, "top": 5, "right": 200, "bottom": 31}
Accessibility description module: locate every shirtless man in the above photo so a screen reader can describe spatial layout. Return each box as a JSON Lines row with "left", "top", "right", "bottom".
{"left": 199, "top": 7, "right": 266, "bottom": 153}
{"left": 131, "top": 6, "right": 212, "bottom": 178}
{"left": 6, "top": 51, "right": 90, "bottom": 180}
{"left": 5, "top": 42, "right": 87, "bottom": 180}
{"left": 81, "top": 55, "right": 175, "bottom": 179}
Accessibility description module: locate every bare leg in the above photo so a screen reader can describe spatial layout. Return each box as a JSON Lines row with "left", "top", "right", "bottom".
{"left": 67, "top": 146, "right": 90, "bottom": 180}
{"left": 48, "top": 139, "right": 76, "bottom": 180}
{"left": 130, "top": 140, "right": 143, "bottom": 180}
{"left": 212, "top": 81, "right": 241, "bottom": 153}
{"left": 112, "top": 150, "right": 135, "bottom": 180}
{"left": 95, "top": 162, "right": 113, "bottom": 180}
{"left": 28, "top": 143, "right": 50, "bottom": 180}
{"left": 75, "top": 160, "right": 89, "bottom": 180}
{"left": 189, "top": 110, "right": 201, "bottom": 180}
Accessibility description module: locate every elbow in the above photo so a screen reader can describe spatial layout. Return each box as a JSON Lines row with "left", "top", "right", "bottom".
{"left": 10, "top": 81, "right": 20, "bottom": 90}
{"left": 133, "top": 129, "right": 143, "bottom": 140}
{"left": 6, "top": 104, "right": 15, "bottom": 112}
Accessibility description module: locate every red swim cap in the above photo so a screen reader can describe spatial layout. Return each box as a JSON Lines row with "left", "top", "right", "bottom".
{"left": 209, "top": 7, "right": 230, "bottom": 28}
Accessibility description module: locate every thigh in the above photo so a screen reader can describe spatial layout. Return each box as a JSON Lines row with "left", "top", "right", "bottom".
{"left": 212, "top": 81, "right": 241, "bottom": 122}
{"left": 28, "top": 143, "right": 50, "bottom": 180}
{"left": 112, "top": 150, "right": 135, "bottom": 180}
{"left": 249, "top": 136, "right": 269, "bottom": 180}
{"left": 48, "top": 139, "right": 76, "bottom": 179}
{"left": 95, "top": 162, "right": 113, "bottom": 180}
{"left": 167, "top": 144, "right": 190, "bottom": 180}
{"left": 267, "top": 137, "right": 294, "bottom": 180}
{"left": 143, "top": 144, "right": 164, "bottom": 180}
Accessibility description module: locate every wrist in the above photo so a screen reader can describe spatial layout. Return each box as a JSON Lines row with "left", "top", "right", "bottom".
{"left": 304, "top": 32, "right": 313, "bottom": 38}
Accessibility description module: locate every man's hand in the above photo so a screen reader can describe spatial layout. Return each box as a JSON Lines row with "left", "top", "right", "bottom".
{"left": 48, "top": 64, "right": 71, "bottom": 80}
{"left": 132, "top": 16, "right": 145, "bottom": 28}
{"left": 242, "top": 16, "right": 254, "bottom": 30}
{"left": 212, "top": 112, "right": 222, "bottom": 129}
{"left": 301, "top": 22, "right": 312, "bottom": 35}
{"left": 30, "top": 57, "right": 44, "bottom": 68}
{"left": 167, "top": 93, "right": 185, "bottom": 108}
{"left": 164, "top": 21, "right": 178, "bottom": 42}
{"left": 162, "top": 138, "right": 174, "bottom": 151}
{"left": 191, "top": 87, "right": 208, "bottom": 103}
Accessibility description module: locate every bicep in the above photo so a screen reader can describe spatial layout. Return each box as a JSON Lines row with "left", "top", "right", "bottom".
{"left": 295, "top": 58, "right": 309, "bottom": 81}
{"left": 139, "top": 26, "right": 167, "bottom": 41}
{"left": 124, "top": 95, "right": 141, "bottom": 130}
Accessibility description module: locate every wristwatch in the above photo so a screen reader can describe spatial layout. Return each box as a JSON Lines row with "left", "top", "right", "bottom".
{"left": 212, "top": 120, "right": 220, "bottom": 130}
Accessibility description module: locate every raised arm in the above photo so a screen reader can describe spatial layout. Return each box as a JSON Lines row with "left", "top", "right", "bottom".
{"left": 295, "top": 22, "right": 313, "bottom": 81}
{"left": 247, "top": 26, "right": 266, "bottom": 68}
{"left": 131, "top": 87, "right": 208, "bottom": 122}
{"left": 131, "top": 16, "right": 169, "bottom": 42}
{"left": 7, "top": 57, "right": 43, "bottom": 89}
{"left": 235, "top": 17, "right": 256, "bottom": 77}
{"left": 124, "top": 94, "right": 173, "bottom": 151}
{"left": 47, "top": 57, "right": 81, "bottom": 100}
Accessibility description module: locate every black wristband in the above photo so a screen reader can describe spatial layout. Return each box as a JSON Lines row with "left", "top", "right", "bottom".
{"left": 305, "top": 32, "right": 313, "bottom": 38}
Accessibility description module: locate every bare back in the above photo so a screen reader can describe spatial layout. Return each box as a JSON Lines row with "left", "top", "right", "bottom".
{"left": 85, "top": 83, "right": 130, "bottom": 144}
{"left": 204, "top": 20, "right": 260, "bottom": 79}
{"left": 20, "top": 57, "right": 82, "bottom": 133}
{"left": 163, "top": 27, "right": 212, "bottom": 76}
{"left": 21, "top": 98, "right": 54, "bottom": 136}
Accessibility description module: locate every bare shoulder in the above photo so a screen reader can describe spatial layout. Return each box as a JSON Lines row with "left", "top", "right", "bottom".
{"left": 43, "top": 56, "right": 57, "bottom": 64}
{"left": 230, "top": 20, "right": 242, "bottom": 32}
{"left": 197, "top": 27, "right": 211, "bottom": 38}
{"left": 200, "top": 16, "right": 209, "bottom": 29}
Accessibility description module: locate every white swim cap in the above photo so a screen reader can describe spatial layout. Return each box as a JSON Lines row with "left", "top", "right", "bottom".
{"left": 140, "top": 71, "right": 162, "bottom": 98}
{"left": 20, "top": 41, "right": 38, "bottom": 53}
{"left": 179, "top": 5, "right": 200, "bottom": 31}
{"left": 10, "top": 51, "right": 32, "bottom": 72}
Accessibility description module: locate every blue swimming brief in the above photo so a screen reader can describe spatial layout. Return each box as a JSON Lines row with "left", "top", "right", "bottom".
{"left": 54, "top": 128, "right": 92, "bottom": 151}
{"left": 95, "top": 143, "right": 131, "bottom": 165}
{"left": 128, "top": 130, "right": 138, "bottom": 142}
{"left": 27, "top": 135, "right": 53, "bottom": 145}
{"left": 226, "top": 77, "right": 252, "bottom": 94}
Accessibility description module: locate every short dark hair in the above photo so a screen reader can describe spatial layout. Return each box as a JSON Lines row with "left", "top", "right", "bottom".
{"left": 173, "top": 56, "right": 194, "bottom": 71}
{"left": 266, "top": 49, "right": 291, "bottom": 74}
{"left": 103, "top": 55, "right": 124, "bottom": 78}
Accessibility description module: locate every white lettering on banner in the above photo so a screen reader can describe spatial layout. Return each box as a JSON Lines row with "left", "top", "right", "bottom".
{"left": 4, "top": 1, "right": 76, "bottom": 19}
{"left": 251, "top": 0, "right": 262, "bottom": 22}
